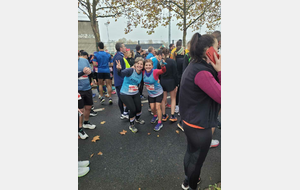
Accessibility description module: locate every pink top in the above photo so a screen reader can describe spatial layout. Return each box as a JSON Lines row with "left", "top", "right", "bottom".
{"left": 194, "top": 71, "right": 221, "bottom": 104}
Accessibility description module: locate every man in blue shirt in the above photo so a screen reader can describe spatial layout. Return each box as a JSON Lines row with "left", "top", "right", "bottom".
{"left": 113, "top": 42, "right": 129, "bottom": 120}
{"left": 145, "top": 46, "right": 155, "bottom": 59}
{"left": 93, "top": 42, "right": 113, "bottom": 105}
{"left": 78, "top": 51, "right": 97, "bottom": 139}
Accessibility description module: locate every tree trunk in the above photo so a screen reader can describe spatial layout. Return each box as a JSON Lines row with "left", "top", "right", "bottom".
{"left": 183, "top": 0, "right": 187, "bottom": 48}
{"left": 91, "top": 19, "right": 100, "bottom": 52}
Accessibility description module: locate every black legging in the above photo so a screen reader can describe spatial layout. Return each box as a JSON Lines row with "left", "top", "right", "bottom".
{"left": 138, "top": 78, "right": 144, "bottom": 96}
{"left": 116, "top": 86, "right": 127, "bottom": 115}
{"left": 120, "top": 92, "right": 141, "bottom": 118}
{"left": 176, "top": 79, "right": 181, "bottom": 106}
{"left": 183, "top": 123, "right": 212, "bottom": 189}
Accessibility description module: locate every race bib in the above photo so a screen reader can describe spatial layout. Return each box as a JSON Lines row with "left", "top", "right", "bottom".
{"left": 78, "top": 93, "right": 82, "bottom": 100}
{"left": 128, "top": 85, "right": 138, "bottom": 93}
{"left": 145, "top": 84, "right": 155, "bottom": 91}
{"left": 95, "top": 67, "right": 98, "bottom": 73}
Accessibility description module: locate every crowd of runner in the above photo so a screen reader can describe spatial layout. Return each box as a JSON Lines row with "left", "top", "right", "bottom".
{"left": 78, "top": 31, "right": 221, "bottom": 190}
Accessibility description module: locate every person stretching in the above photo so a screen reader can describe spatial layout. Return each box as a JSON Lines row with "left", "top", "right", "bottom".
{"left": 116, "top": 57, "right": 145, "bottom": 133}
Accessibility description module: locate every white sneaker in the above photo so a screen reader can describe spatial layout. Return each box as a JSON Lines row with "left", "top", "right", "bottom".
{"left": 83, "top": 122, "right": 96, "bottom": 129}
{"left": 78, "top": 167, "right": 90, "bottom": 177}
{"left": 210, "top": 139, "right": 219, "bottom": 148}
{"left": 120, "top": 114, "right": 129, "bottom": 120}
{"left": 78, "top": 129, "right": 88, "bottom": 139}
{"left": 175, "top": 105, "right": 179, "bottom": 113}
{"left": 78, "top": 160, "right": 89, "bottom": 167}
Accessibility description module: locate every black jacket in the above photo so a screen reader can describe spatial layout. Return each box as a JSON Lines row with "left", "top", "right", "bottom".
{"left": 179, "top": 59, "right": 221, "bottom": 129}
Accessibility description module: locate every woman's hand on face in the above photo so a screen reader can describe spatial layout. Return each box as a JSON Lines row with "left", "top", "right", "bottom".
{"left": 211, "top": 53, "right": 221, "bottom": 72}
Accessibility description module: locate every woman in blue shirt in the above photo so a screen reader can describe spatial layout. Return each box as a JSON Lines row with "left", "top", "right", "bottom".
{"left": 116, "top": 57, "right": 145, "bottom": 133}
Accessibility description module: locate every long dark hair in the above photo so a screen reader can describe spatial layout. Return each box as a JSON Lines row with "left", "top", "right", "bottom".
{"left": 190, "top": 33, "right": 215, "bottom": 63}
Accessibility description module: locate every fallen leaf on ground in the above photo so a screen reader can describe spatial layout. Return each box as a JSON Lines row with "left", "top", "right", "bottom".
{"left": 139, "top": 188, "right": 141, "bottom": 190}
{"left": 141, "top": 104, "right": 143, "bottom": 106}
{"left": 120, "top": 130, "right": 127, "bottom": 135}
{"left": 94, "top": 101, "right": 97, "bottom": 103}
{"left": 97, "top": 151, "right": 103, "bottom": 155}
{"left": 100, "top": 121, "right": 106, "bottom": 124}
{"left": 90, "top": 153, "right": 94, "bottom": 158}
{"left": 91, "top": 135, "right": 100, "bottom": 142}
{"left": 93, "top": 108, "right": 105, "bottom": 112}
{"left": 176, "top": 130, "right": 179, "bottom": 134}
{"left": 148, "top": 133, "right": 151, "bottom": 135}
{"left": 157, "top": 135, "right": 159, "bottom": 137}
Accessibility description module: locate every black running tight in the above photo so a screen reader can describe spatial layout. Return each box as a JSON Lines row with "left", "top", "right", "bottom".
{"left": 120, "top": 93, "right": 141, "bottom": 119}
{"left": 183, "top": 123, "right": 212, "bottom": 189}
{"left": 116, "top": 86, "right": 126, "bottom": 115}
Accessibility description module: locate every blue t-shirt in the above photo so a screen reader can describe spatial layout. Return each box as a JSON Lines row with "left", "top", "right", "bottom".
{"left": 146, "top": 53, "right": 154, "bottom": 59}
{"left": 150, "top": 57, "right": 158, "bottom": 69}
{"left": 119, "top": 68, "right": 142, "bottom": 95}
{"left": 78, "top": 58, "right": 91, "bottom": 91}
{"left": 143, "top": 69, "right": 163, "bottom": 97}
{"left": 93, "top": 51, "right": 112, "bottom": 73}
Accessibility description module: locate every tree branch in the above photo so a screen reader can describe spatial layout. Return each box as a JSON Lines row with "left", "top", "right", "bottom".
{"left": 96, "top": 4, "right": 124, "bottom": 11}
{"left": 186, "top": 0, "right": 215, "bottom": 29}
{"left": 78, "top": 6, "right": 90, "bottom": 17}
{"left": 187, "top": 0, "right": 196, "bottom": 10}
{"left": 78, "top": 0, "right": 87, "bottom": 8}
{"left": 96, "top": 13, "right": 121, "bottom": 18}
{"left": 161, "top": 1, "right": 184, "bottom": 19}
{"left": 164, "top": 0, "right": 184, "bottom": 11}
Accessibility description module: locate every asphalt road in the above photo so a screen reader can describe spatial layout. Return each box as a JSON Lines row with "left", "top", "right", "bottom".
{"left": 78, "top": 88, "right": 221, "bottom": 190}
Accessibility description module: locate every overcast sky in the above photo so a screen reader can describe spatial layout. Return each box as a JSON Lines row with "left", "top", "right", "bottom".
{"left": 78, "top": 10, "right": 221, "bottom": 43}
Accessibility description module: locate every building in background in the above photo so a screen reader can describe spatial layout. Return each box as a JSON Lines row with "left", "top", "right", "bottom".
{"left": 78, "top": 20, "right": 97, "bottom": 54}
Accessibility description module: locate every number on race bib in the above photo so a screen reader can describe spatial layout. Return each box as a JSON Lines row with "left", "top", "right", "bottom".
{"left": 145, "top": 84, "right": 155, "bottom": 91}
{"left": 128, "top": 85, "right": 138, "bottom": 92}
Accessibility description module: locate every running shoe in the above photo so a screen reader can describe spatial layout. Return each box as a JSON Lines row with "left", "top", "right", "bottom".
{"left": 78, "top": 129, "right": 88, "bottom": 139}
{"left": 135, "top": 118, "right": 145, "bottom": 124}
{"left": 177, "top": 121, "right": 184, "bottom": 132}
{"left": 175, "top": 105, "right": 179, "bottom": 113}
{"left": 100, "top": 97, "right": 105, "bottom": 104}
{"left": 89, "top": 109, "right": 98, "bottom": 117}
{"left": 92, "top": 93, "right": 96, "bottom": 98}
{"left": 166, "top": 103, "right": 171, "bottom": 109}
{"left": 151, "top": 116, "right": 158, "bottom": 124}
{"left": 140, "top": 95, "right": 146, "bottom": 100}
{"left": 78, "top": 160, "right": 89, "bottom": 167}
{"left": 129, "top": 125, "right": 138, "bottom": 133}
{"left": 83, "top": 121, "right": 96, "bottom": 129}
{"left": 120, "top": 114, "right": 129, "bottom": 120}
{"left": 169, "top": 116, "right": 177, "bottom": 122}
{"left": 181, "top": 178, "right": 201, "bottom": 190}
{"left": 109, "top": 99, "right": 113, "bottom": 105}
{"left": 151, "top": 112, "right": 154, "bottom": 115}
{"left": 210, "top": 139, "right": 220, "bottom": 148}
{"left": 154, "top": 123, "right": 163, "bottom": 131}
{"left": 91, "top": 106, "right": 94, "bottom": 110}
{"left": 148, "top": 108, "right": 152, "bottom": 112}
{"left": 162, "top": 114, "right": 169, "bottom": 122}
{"left": 78, "top": 167, "right": 90, "bottom": 177}
{"left": 112, "top": 86, "right": 115, "bottom": 90}
{"left": 112, "top": 90, "right": 116, "bottom": 94}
